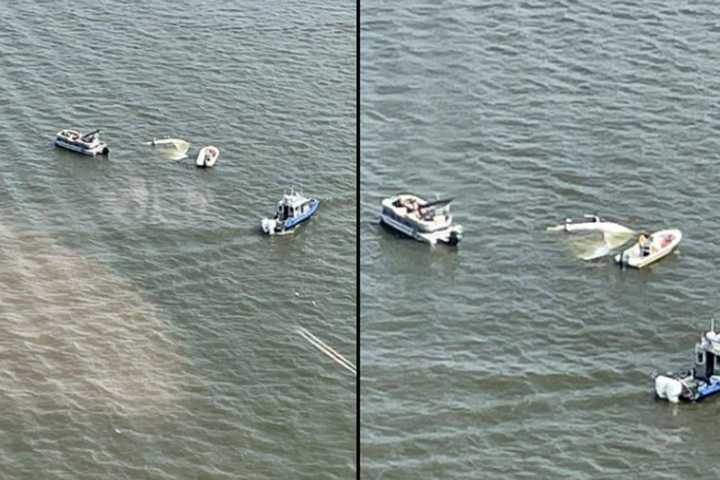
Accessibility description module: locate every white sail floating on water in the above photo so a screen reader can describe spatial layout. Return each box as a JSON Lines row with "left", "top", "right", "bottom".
{"left": 547, "top": 215, "right": 636, "bottom": 260}
{"left": 145, "top": 138, "right": 191, "bottom": 160}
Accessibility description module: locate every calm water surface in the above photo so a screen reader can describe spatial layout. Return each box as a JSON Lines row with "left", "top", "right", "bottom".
{"left": 362, "top": 1, "right": 720, "bottom": 478}
{"left": 0, "top": 1, "right": 355, "bottom": 478}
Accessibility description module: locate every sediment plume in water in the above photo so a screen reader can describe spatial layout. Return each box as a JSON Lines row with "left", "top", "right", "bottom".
{"left": 0, "top": 223, "right": 186, "bottom": 417}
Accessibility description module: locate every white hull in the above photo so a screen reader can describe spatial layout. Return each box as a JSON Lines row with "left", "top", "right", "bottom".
{"left": 615, "top": 229, "right": 682, "bottom": 268}
{"left": 380, "top": 193, "right": 463, "bottom": 246}
{"left": 146, "top": 138, "right": 191, "bottom": 159}
{"left": 380, "top": 213, "right": 462, "bottom": 246}
{"left": 196, "top": 146, "right": 219, "bottom": 167}
{"left": 261, "top": 218, "right": 294, "bottom": 236}
{"left": 547, "top": 216, "right": 634, "bottom": 235}
{"left": 563, "top": 222, "right": 633, "bottom": 235}
{"left": 55, "top": 138, "right": 108, "bottom": 156}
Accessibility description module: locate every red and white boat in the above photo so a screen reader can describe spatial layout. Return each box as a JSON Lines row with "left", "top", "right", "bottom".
{"left": 196, "top": 146, "right": 219, "bottom": 168}
{"left": 615, "top": 229, "right": 682, "bottom": 268}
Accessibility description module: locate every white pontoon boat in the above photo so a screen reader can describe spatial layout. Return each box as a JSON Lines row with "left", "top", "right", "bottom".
{"left": 380, "top": 193, "right": 463, "bottom": 246}
{"left": 55, "top": 129, "right": 109, "bottom": 156}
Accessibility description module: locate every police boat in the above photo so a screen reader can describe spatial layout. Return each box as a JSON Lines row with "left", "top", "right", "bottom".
{"left": 260, "top": 188, "right": 319, "bottom": 235}
{"left": 654, "top": 320, "right": 720, "bottom": 403}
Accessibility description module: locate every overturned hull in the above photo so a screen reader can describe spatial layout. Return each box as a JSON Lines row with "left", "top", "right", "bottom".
{"left": 547, "top": 215, "right": 634, "bottom": 235}
{"left": 548, "top": 215, "right": 635, "bottom": 260}
{"left": 145, "top": 138, "right": 191, "bottom": 160}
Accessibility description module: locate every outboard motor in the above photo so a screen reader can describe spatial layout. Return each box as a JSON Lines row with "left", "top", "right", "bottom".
{"left": 616, "top": 253, "right": 625, "bottom": 268}
{"left": 654, "top": 375, "right": 683, "bottom": 403}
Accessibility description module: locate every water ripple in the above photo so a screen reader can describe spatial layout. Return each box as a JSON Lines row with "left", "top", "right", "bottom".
{"left": 0, "top": 0, "right": 354, "bottom": 478}
{"left": 362, "top": 0, "right": 720, "bottom": 478}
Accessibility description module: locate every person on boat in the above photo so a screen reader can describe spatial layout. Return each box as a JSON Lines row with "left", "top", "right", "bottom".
{"left": 638, "top": 233, "right": 651, "bottom": 256}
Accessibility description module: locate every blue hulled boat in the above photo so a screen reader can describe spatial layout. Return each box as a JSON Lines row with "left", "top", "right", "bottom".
{"left": 654, "top": 320, "right": 720, "bottom": 403}
{"left": 261, "top": 188, "right": 319, "bottom": 235}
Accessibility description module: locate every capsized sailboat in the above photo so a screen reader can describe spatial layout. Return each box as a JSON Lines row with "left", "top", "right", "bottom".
{"left": 145, "top": 138, "right": 191, "bottom": 159}
{"left": 547, "top": 214, "right": 636, "bottom": 260}
{"left": 547, "top": 215, "right": 634, "bottom": 235}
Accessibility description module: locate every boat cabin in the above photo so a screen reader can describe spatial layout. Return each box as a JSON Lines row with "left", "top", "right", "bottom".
{"left": 694, "top": 331, "right": 720, "bottom": 381}
{"left": 276, "top": 191, "right": 309, "bottom": 221}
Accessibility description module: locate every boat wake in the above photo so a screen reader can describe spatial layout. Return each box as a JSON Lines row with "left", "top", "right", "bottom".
{"left": 296, "top": 326, "right": 355, "bottom": 375}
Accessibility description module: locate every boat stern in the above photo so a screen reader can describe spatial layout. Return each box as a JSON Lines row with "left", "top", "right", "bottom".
{"left": 654, "top": 375, "right": 684, "bottom": 403}
{"left": 261, "top": 218, "right": 278, "bottom": 235}
{"left": 446, "top": 225, "right": 463, "bottom": 246}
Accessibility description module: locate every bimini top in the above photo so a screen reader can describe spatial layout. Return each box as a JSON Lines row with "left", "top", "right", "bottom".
{"left": 57, "top": 129, "right": 102, "bottom": 147}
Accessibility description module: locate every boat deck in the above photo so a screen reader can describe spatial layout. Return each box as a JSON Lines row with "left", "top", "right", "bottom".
{"left": 386, "top": 204, "right": 451, "bottom": 231}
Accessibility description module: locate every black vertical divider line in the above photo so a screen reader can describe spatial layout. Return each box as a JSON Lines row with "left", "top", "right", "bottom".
{"left": 355, "top": 0, "right": 361, "bottom": 478}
